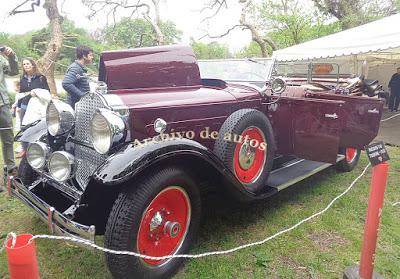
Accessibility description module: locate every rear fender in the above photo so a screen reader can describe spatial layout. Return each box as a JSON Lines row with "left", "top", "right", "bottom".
{"left": 92, "top": 138, "right": 258, "bottom": 201}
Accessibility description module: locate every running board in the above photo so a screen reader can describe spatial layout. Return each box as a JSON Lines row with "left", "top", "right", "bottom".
{"left": 266, "top": 155, "right": 345, "bottom": 192}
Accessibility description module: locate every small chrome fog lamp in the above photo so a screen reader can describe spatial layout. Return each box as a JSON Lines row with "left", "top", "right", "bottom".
{"left": 26, "top": 142, "right": 50, "bottom": 170}
{"left": 90, "top": 109, "right": 125, "bottom": 154}
{"left": 46, "top": 100, "right": 75, "bottom": 136}
{"left": 48, "top": 151, "right": 74, "bottom": 182}
{"left": 270, "top": 77, "right": 286, "bottom": 95}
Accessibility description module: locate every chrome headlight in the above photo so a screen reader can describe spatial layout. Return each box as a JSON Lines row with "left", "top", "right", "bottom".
{"left": 46, "top": 100, "right": 75, "bottom": 136}
{"left": 48, "top": 151, "right": 74, "bottom": 182}
{"left": 90, "top": 109, "right": 125, "bottom": 154}
{"left": 26, "top": 142, "right": 50, "bottom": 170}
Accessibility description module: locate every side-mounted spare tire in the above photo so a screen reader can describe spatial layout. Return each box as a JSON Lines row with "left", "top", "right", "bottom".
{"left": 336, "top": 147, "right": 361, "bottom": 172}
{"left": 104, "top": 167, "right": 201, "bottom": 279}
{"left": 214, "top": 109, "right": 275, "bottom": 193}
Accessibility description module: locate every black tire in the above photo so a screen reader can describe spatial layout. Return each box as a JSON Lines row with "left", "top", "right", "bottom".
{"left": 105, "top": 167, "right": 201, "bottom": 279}
{"left": 18, "top": 156, "right": 38, "bottom": 186}
{"left": 336, "top": 147, "right": 361, "bottom": 172}
{"left": 214, "top": 109, "right": 275, "bottom": 193}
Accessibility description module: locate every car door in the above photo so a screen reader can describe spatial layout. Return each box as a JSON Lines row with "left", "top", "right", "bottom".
{"left": 306, "top": 93, "right": 384, "bottom": 148}
{"left": 290, "top": 98, "right": 345, "bottom": 164}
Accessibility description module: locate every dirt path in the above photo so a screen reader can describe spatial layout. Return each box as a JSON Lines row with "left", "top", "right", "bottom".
{"left": 375, "top": 108, "right": 400, "bottom": 146}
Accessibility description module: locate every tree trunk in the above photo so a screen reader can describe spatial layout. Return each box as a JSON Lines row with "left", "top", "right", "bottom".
{"left": 240, "top": 12, "right": 277, "bottom": 57}
{"left": 37, "top": 0, "right": 63, "bottom": 96}
{"left": 150, "top": 0, "right": 164, "bottom": 45}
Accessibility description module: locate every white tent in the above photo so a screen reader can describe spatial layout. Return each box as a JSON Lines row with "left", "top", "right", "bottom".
{"left": 273, "top": 14, "right": 400, "bottom": 89}
{"left": 273, "top": 13, "right": 400, "bottom": 62}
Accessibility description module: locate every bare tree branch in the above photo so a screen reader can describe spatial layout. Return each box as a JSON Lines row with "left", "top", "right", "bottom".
{"left": 200, "top": 0, "right": 228, "bottom": 13}
{"left": 83, "top": 0, "right": 166, "bottom": 45}
{"left": 9, "top": 0, "right": 41, "bottom": 15}
{"left": 198, "top": 24, "right": 244, "bottom": 40}
{"left": 201, "top": 0, "right": 228, "bottom": 23}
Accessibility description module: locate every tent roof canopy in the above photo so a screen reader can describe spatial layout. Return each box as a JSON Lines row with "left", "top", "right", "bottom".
{"left": 273, "top": 14, "right": 400, "bottom": 62}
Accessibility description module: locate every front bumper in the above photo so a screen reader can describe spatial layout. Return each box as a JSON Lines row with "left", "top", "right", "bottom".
{"left": 9, "top": 177, "right": 96, "bottom": 242}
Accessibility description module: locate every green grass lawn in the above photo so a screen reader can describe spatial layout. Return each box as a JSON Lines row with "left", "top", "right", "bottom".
{"left": 0, "top": 147, "right": 399, "bottom": 279}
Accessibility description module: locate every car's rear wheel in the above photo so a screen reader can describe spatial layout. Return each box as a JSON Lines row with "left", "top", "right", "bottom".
{"left": 104, "top": 167, "right": 201, "bottom": 279}
{"left": 214, "top": 109, "right": 275, "bottom": 193}
{"left": 336, "top": 147, "right": 361, "bottom": 172}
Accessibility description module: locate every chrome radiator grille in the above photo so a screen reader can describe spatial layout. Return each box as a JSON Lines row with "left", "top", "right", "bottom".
{"left": 74, "top": 94, "right": 107, "bottom": 188}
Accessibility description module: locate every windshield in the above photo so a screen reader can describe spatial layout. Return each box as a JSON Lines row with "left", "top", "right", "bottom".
{"left": 198, "top": 59, "right": 273, "bottom": 82}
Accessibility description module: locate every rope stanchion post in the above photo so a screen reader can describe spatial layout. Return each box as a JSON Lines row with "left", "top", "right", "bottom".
{"left": 344, "top": 141, "right": 389, "bottom": 279}
{"left": 5, "top": 234, "right": 40, "bottom": 279}
{"left": 358, "top": 162, "right": 388, "bottom": 279}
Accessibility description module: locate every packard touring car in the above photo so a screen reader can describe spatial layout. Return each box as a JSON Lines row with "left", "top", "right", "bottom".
{"left": 9, "top": 45, "right": 383, "bottom": 278}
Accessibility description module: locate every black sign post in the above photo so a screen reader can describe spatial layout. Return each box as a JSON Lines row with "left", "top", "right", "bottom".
{"left": 365, "top": 141, "right": 390, "bottom": 166}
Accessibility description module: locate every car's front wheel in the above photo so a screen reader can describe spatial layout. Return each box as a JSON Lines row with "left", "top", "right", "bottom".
{"left": 104, "top": 167, "right": 201, "bottom": 279}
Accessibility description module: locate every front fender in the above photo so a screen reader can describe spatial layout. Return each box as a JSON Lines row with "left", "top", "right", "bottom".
{"left": 15, "top": 119, "right": 47, "bottom": 143}
{"left": 93, "top": 138, "right": 260, "bottom": 201}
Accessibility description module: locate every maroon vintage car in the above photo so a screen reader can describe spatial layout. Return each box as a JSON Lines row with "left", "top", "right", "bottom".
{"left": 11, "top": 45, "right": 383, "bottom": 278}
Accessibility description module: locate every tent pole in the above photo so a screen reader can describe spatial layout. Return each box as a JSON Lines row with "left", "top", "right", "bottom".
{"left": 353, "top": 55, "right": 358, "bottom": 75}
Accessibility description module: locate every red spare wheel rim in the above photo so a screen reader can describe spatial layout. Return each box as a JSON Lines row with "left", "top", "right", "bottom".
{"left": 233, "top": 127, "right": 267, "bottom": 184}
{"left": 346, "top": 148, "right": 357, "bottom": 162}
{"left": 137, "top": 186, "right": 191, "bottom": 266}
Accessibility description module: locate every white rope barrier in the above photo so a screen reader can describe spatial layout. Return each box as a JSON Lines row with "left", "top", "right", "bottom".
{"left": 381, "top": 112, "right": 400, "bottom": 122}
{"left": 2, "top": 163, "right": 371, "bottom": 261}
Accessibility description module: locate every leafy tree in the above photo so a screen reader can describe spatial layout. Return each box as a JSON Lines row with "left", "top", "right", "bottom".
{"left": 235, "top": 41, "right": 265, "bottom": 58}
{"left": 102, "top": 17, "right": 182, "bottom": 48}
{"left": 191, "top": 41, "right": 233, "bottom": 59}
{"left": 312, "top": 0, "right": 397, "bottom": 29}
{"left": 0, "top": 32, "right": 37, "bottom": 60}
{"left": 29, "top": 18, "right": 114, "bottom": 74}
{"left": 259, "top": 0, "right": 341, "bottom": 49}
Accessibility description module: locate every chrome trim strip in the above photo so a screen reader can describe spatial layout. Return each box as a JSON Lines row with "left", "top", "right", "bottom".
{"left": 274, "top": 155, "right": 345, "bottom": 192}
{"left": 271, "top": 159, "right": 305, "bottom": 174}
{"left": 10, "top": 178, "right": 95, "bottom": 242}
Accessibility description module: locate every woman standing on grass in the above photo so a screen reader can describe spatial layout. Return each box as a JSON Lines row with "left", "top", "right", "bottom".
{"left": 17, "top": 58, "right": 50, "bottom": 158}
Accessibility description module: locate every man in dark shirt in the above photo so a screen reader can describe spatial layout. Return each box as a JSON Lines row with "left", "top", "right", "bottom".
{"left": 388, "top": 67, "right": 400, "bottom": 112}
{"left": 62, "top": 45, "right": 94, "bottom": 108}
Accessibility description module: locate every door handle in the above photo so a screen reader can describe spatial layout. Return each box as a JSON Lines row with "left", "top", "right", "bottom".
{"left": 325, "top": 113, "right": 338, "bottom": 119}
{"left": 367, "top": 108, "right": 379, "bottom": 114}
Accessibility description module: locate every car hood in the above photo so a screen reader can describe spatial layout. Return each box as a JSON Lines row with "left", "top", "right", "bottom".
{"left": 113, "top": 86, "right": 238, "bottom": 110}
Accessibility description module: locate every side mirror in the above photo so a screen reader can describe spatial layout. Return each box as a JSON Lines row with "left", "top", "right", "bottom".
{"left": 270, "top": 77, "right": 286, "bottom": 95}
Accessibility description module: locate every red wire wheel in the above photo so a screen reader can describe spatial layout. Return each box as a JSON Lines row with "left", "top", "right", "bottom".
{"left": 233, "top": 127, "right": 267, "bottom": 184}
{"left": 105, "top": 168, "right": 201, "bottom": 279}
{"left": 137, "top": 186, "right": 191, "bottom": 266}
{"left": 346, "top": 148, "right": 357, "bottom": 162}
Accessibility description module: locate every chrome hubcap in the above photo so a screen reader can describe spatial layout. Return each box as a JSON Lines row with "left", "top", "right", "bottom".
{"left": 238, "top": 142, "right": 256, "bottom": 170}
{"left": 149, "top": 210, "right": 181, "bottom": 239}
{"left": 164, "top": 221, "right": 180, "bottom": 238}
{"left": 149, "top": 211, "right": 164, "bottom": 232}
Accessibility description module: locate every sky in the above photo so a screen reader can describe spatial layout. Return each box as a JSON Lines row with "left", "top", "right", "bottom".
{"left": 0, "top": 0, "right": 252, "bottom": 52}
